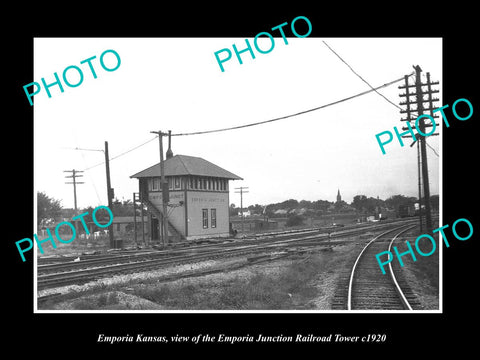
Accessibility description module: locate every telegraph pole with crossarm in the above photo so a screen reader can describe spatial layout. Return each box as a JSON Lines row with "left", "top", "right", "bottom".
{"left": 234, "top": 186, "right": 249, "bottom": 237}
{"left": 64, "top": 169, "right": 84, "bottom": 233}
{"left": 150, "top": 130, "right": 170, "bottom": 248}
{"left": 399, "top": 65, "right": 439, "bottom": 232}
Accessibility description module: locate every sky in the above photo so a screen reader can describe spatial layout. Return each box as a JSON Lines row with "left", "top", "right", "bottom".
{"left": 33, "top": 37, "right": 442, "bottom": 209}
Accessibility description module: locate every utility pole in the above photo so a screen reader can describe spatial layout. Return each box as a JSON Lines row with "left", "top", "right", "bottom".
{"left": 399, "top": 65, "right": 439, "bottom": 232}
{"left": 64, "top": 169, "right": 84, "bottom": 234}
{"left": 104, "top": 141, "right": 115, "bottom": 248}
{"left": 73, "top": 143, "right": 115, "bottom": 248}
{"left": 150, "top": 130, "right": 169, "bottom": 248}
{"left": 417, "top": 140, "right": 423, "bottom": 233}
{"left": 234, "top": 186, "right": 249, "bottom": 237}
{"left": 133, "top": 192, "right": 146, "bottom": 247}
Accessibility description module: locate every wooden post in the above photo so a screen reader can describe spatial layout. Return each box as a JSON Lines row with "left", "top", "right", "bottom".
{"left": 150, "top": 130, "right": 169, "bottom": 248}
{"left": 234, "top": 186, "right": 249, "bottom": 237}
{"left": 104, "top": 141, "right": 115, "bottom": 248}
{"left": 133, "top": 192, "right": 138, "bottom": 247}
{"left": 413, "top": 66, "right": 433, "bottom": 232}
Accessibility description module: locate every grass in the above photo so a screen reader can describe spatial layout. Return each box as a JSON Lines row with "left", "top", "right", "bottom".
{"left": 394, "top": 231, "right": 440, "bottom": 309}
{"left": 133, "top": 255, "right": 325, "bottom": 310}
{"left": 36, "top": 235, "right": 111, "bottom": 258}
{"left": 401, "top": 234, "right": 439, "bottom": 288}
{"left": 38, "top": 246, "right": 346, "bottom": 310}
{"left": 71, "top": 291, "right": 121, "bottom": 310}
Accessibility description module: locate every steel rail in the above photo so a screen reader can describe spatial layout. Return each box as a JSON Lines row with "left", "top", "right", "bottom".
{"left": 37, "top": 243, "right": 296, "bottom": 289}
{"left": 38, "top": 219, "right": 417, "bottom": 274}
{"left": 347, "top": 224, "right": 415, "bottom": 310}
{"left": 38, "top": 220, "right": 419, "bottom": 291}
{"left": 387, "top": 225, "right": 417, "bottom": 311}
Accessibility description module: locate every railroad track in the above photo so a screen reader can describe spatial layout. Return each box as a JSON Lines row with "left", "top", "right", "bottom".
{"left": 38, "top": 218, "right": 417, "bottom": 270}
{"left": 37, "top": 219, "right": 418, "bottom": 292}
{"left": 37, "top": 236, "right": 336, "bottom": 290}
{"left": 36, "top": 225, "right": 340, "bottom": 262}
{"left": 37, "top": 250, "right": 295, "bottom": 305}
{"left": 332, "top": 224, "right": 421, "bottom": 310}
{"left": 37, "top": 218, "right": 419, "bottom": 266}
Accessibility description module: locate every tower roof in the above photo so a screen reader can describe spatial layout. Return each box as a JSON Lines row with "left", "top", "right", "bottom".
{"left": 130, "top": 154, "right": 243, "bottom": 180}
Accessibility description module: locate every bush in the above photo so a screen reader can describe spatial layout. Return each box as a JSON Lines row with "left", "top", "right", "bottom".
{"left": 285, "top": 214, "right": 304, "bottom": 227}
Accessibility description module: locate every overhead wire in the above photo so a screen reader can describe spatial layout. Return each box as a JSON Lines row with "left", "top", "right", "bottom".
{"left": 79, "top": 149, "right": 103, "bottom": 204}
{"left": 59, "top": 41, "right": 439, "bottom": 211}
{"left": 82, "top": 136, "right": 158, "bottom": 171}
{"left": 170, "top": 74, "right": 410, "bottom": 137}
{"left": 78, "top": 68, "right": 415, "bottom": 170}
{"left": 321, "top": 41, "right": 440, "bottom": 158}
{"left": 426, "top": 142, "right": 439, "bottom": 157}
{"left": 70, "top": 127, "right": 103, "bottom": 207}
{"left": 322, "top": 40, "right": 406, "bottom": 111}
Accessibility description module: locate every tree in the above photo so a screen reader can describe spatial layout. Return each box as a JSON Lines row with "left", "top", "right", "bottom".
{"left": 335, "top": 200, "right": 347, "bottom": 211}
{"left": 37, "top": 192, "right": 62, "bottom": 227}
{"left": 247, "top": 204, "right": 264, "bottom": 214}
{"left": 352, "top": 195, "right": 386, "bottom": 214}
{"left": 78, "top": 206, "right": 112, "bottom": 232}
{"left": 365, "top": 197, "right": 384, "bottom": 213}
{"left": 299, "top": 200, "right": 312, "bottom": 208}
{"left": 385, "top": 195, "right": 417, "bottom": 212}
{"left": 352, "top": 195, "right": 368, "bottom": 213}
{"left": 312, "top": 200, "right": 331, "bottom": 213}
{"left": 111, "top": 198, "right": 134, "bottom": 216}
{"left": 229, "top": 203, "right": 238, "bottom": 216}
{"left": 283, "top": 199, "right": 299, "bottom": 209}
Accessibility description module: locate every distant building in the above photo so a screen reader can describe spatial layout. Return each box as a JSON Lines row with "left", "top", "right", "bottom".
{"left": 59, "top": 208, "right": 76, "bottom": 222}
{"left": 111, "top": 216, "right": 148, "bottom": 236}
{"left": 131, "top": 153, "right": 242, "bottom": 242}
{"left": 230, "top": 216, "right": 278, "bottom": 233}
{"left": 336, "top": 189, "right": 342, "bottom": 203}
{"left": 238, "top": 210, "right": 251, "bottom": 217}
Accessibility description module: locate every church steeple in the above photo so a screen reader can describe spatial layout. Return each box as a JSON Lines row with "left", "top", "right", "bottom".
{"left": 336, "top": 189, "right": 341, "bottom": 203}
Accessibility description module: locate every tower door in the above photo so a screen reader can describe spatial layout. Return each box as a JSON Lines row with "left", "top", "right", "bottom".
{"left": 151, "top": 216, "right": 160, "bottom": 240}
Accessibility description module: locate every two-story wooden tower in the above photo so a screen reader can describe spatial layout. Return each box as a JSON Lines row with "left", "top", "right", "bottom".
{"left": 131, "top": 152, "right": 242, "bottom": 242}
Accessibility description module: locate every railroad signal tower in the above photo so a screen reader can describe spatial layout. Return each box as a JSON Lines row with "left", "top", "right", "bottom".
{"left": 398, "top": 65, "right": 439, "bottom": 232}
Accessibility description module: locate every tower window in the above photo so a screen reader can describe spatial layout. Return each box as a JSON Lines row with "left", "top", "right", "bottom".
{"left": 152, "top": 178, "right": 160, "bottom": 191}
{"left": 174, "top": 177, "right": 181, "bottom": 189}
{"left": 211, "top": 209, "right": 217, "bottom": 228}
{"left": 202, "top": 209, "right": 208, "bottom": 229}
